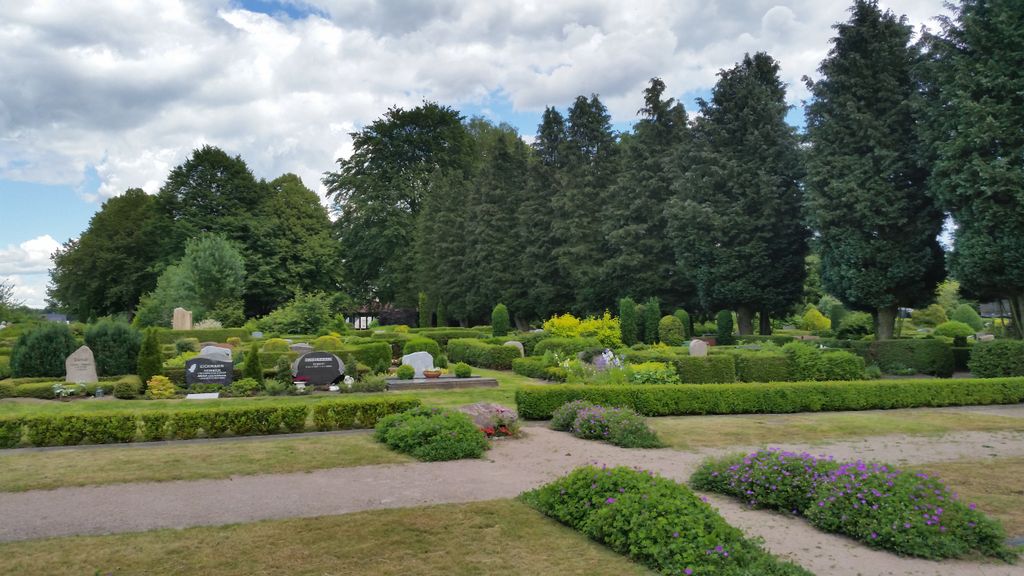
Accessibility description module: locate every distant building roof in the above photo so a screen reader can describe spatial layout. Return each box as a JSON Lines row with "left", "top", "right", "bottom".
{"left": 979, "top": 301, "right": 1010, "bottom": 318}
{"left": 42, "top": 313, "right": 69, "bottom": 323}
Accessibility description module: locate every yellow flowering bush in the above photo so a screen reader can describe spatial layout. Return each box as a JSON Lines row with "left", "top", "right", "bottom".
{"left": 543, "top": 312, "right": 622, "bottom": 348}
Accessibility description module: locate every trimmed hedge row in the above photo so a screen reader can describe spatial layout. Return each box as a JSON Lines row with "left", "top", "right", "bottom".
{"left": 533, "top": 336, "right": 602, "bottom": 357}
{"left": 511, "top": 356, "right": 568, "bottom": 381}
{"left": 728, "top": 350, "right": 791, "bottom": 382}
{"left": 822, "top": 339, "right": 955, "bottom": 377}
{"left": 0, "top": 376, "right": 137, "bottom": 399}
{"left": 969, "top": 340, "right": 1024, "bottom": 377}
{"left": 514, "top": 378, "right": 1024, "bottom": 420}
{"left": 413, "top": 329, "right": 486, "bottom": 346}
{"left": 675, "top": 355, "right": 736, "bottom": 383}
{"left": 447, "top": 338, "right": 520, "bottom": 369}
{"left": 154, "top": 328, "right": 250, "bottom": 345}
{"left": 0, "top": 397, "right": 421, "bottom": 448}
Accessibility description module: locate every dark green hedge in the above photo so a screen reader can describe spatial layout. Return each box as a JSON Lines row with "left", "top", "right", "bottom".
{"left": 533, "top": 336, "right": 602, "bottom": 357}
{"left": 969, "top": 340, "right": 1024, "bottom": 377}
{"left": 339, "top": 342, "right": 392, "bottom": 373}
{"left": 413, "top": 329, "right": 486, "bottom": 346}
{"left": 674, "top": 355, "right": 736, "bottom": 383}
{"left": 514, "top": 378, "right": 1024, "bottom": 420}
{"left": 737, "top": 335, "right": 798, "bottom": 346}
{"left": 822, "top": 339, "right": 954, "bottom": 377}
{"left": 511, "top": 356, "right": 568, "bottom": 381}
{"left": 615, "top": 347, "right": 685, "bottom": 365}
{"left": 154, "top": 328, "right": 250, "bottom": 345}
{"left": 729, "top": 351, "right": 791, "bottom": 382}
{"left": 402, "top": 337, "right": 442, "bottom": 359}
{"left": 447, "top": 338, "right": 520, "bottom": 369}
{"left": 312, "top": 397, "right": 421, "bottom": 430}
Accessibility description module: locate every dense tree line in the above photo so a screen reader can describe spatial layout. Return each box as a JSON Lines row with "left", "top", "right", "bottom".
{"left": 45, "top": 0, "right": 1022, "bottom": 339}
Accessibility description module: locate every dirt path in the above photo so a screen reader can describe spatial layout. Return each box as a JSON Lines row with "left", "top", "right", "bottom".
{"left": 1, "top": 428, "right": 1022, "bottom": 576}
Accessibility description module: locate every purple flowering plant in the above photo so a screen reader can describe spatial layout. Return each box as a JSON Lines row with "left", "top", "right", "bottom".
{"left": 691, "top": 449, "right": 1015, "bottom": 561}
{"left": 552, "top": 401, "right": 663, "bottom": 448}
{"left": 520, "top": 465, "right": 812, "bottom": 576}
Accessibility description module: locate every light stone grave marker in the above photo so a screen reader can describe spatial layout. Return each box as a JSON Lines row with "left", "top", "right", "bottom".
{"left": 504, "top": 341, "right": 525, "bottom": 357}
{"left": 688, "top": 339, "right": 708, "bottom": 357}
{"left": 172, "top": 307, "right": 193, "bottom": 330}
{"left": 401, "top": 351, "right": 434, "bottom": 378}
{"left": 65, "top": 345, "right": 98, "bottom": 383}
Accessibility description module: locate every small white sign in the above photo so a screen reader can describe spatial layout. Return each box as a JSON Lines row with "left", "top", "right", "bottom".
{"left": 186, "top": 392, "right": 221, "bottom": 400}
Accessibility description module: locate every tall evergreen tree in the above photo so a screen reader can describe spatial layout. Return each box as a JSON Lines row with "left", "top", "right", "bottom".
{"left": 670, "top": 53, "right": 807, "bottom": 334}
{"left": 607, "top": 79, "right": 691, "bottom": 308}
{"left": 920, "top": 0, "right": 1024, "bottom": 332}
{"left": 805, "top": 1, "right": 945, "bottom": 339}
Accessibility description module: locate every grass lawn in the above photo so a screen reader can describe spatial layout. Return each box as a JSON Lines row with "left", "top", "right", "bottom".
{"left": 0, "top": 368, "right": 541, "bottom": 418}
{"left": 651, "top": 408, "right": 1024, "bottom": 450}
{"left": 0, "top": 432, "right": 409, "bottom": 492}
{"left": 922, "top": 457, "right": 1024, "bottom": 537}
{"left": 0, "top": 499, "right": 652, "bottom": 576}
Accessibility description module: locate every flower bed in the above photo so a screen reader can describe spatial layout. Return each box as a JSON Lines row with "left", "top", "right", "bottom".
{"left": 691, "top": 449, "right": 1016, "bottom": 561}
{"left": 520, "top": 465, "right": 812, "bottom": 575}
{"left": 458, "top": 403, "right": 520, "bottom": 438}
{"left": 550, "top": 400, "right": 661, "bottom": 448}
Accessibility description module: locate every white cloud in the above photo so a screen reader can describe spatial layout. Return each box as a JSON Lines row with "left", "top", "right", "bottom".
{"left": 0, "top": 0, "right": 949, "bottom": 203}
{"left": 0, "top": 235, "right": 61, "bottom": 309}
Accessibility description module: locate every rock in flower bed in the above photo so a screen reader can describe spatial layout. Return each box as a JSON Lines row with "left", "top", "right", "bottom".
{"left": 520, "top": 465, "right": 812, "bottom": 576}
{"left": 550, "top": 400, "right": 662, "bottom": 448}
{"left": 458, "top": 403, "right": 520, "bottom": 438}
{"left": 374, "top": 406, "right": 489, "bottom": 461}
{"left": 690, "top": 449, "right": 1016, "bottom": 562}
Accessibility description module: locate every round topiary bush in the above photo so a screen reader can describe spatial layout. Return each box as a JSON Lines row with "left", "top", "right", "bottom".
{"left": 85, "top": 320, "right": 142, "bottom": 376}
{"left": 10, "top": 323, "right": 79, "bottom": 378}
{"left": 402, "top": 337, "right": 441, "bottom": 359}
{"left": 453, "top": 362, "right": 472, "bottom": 378}
{"left": 146, "top": 375, "right": 176, "bottom": 399}
{"left": 658, "top": 315, "right": 685, "bottom": 346}
{"left": 261, "top": 338, "right": 291, "bottom": 353}
{"left": 374, "top": 407, "right": 488, "bottom": 461}
{"left": 949, "top": 304, "right": 984, "bottom": 332}
{"left": 491, "top": 303, "right": 510, "bottom": 337}
{"left": 933, "top": 320, "right": 974, "bottom": 340}
{"left": 396, "top": 364, "right": 415, "bottom": 379}
{"left": 312, "top": 335, "right": 343, "bottom": 350}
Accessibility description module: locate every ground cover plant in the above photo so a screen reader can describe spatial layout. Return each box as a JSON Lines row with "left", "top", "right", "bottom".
{"left": 691, "top": 449, "right": 1016, "bottom": 561}
{"left": 521, "top": 465, "right": 812, "bottom": 575}
{"left": 374, "top": 406, "right": 488, "bottom": 461}
{"left": 550, "top": 400, "right": 661, "bottom": 448}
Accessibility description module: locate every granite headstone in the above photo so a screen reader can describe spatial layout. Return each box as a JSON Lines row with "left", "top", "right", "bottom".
{"left": 503, "top": 341, "right": 525, "bottom": 357}
{"left": 293, "top": 352, "right": 345, "bottom": 386}
{"left": 65, "top": 345, "right": 98, "bottom": 383}
{"left": 185, "top": 356, "right": 234, "bottom": 386}
{"left": 688, "top": 339, "right": 708, "bottom": 357}
{"left": 401, "top": 351, "right": 434, "bottom": 378}
{"left": 198, "top": 345, "right": 233, "bottom": 363}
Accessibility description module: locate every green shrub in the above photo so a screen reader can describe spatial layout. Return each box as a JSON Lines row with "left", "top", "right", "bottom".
{"left": 344, "top": 374, "right": 388, "bottom": 393}
{"left": 0, "top": 381, "right": 14, "bottom": 398}
{"left": 25, "top": 413, "right": 137, "bottom": 447}
{"left": 657, "top": 315, "right": 685, "bottom": 346}
{"left": 550, "top": 400, "right": 597, "bottom": 431}
{"left": 969, "top": 340, "right": 1024, "bottom": 378}
{"left": 447, "top": 338, "right": 520, "bottom": 369}
{"left": 146, "top": 375, "right": 176, "bottom": 399}
{"left": 950, "top": 304, "right": 984, "bottom": 332}
{"left": 570, "top": 405, "right": 662, "bottom": 448}
{"left": 641, "top": 298, "right": 660, "bottom": 344}
{"left": 413, "top": 329, "right": 486, "bottom": 347}
{"left": 241, "top": 341, "right": 264, "bottom": 384}
{"left": 227, "top": 377, "right": 263, "bottom": 397}
{"left": 10, "top": 323, "right": 78, "bottom": 378}
{"left": 716, "top": 310, "right": 735, "bottom": 345}
{"left": 693, "top": 450, "right": 1013, "bottom": 562}
{"left": 675, "top": 355, "right": 736, "bottom": 383}
{"left": 174, "top": 338, "right": 200, "bottom": 354}
{"left": 114, "top": 379, "right": 141, "bottom": 399}
{"left": 934, "top": 321, "right": 974, "bottom": 339}
{"left": 801, "top": 306, "right": 831, "bottom": 332}
{"left": 912, "top": 303, "right": 948, "bottom": 327}
{"left": 520, "top": 466, "right": 811, "bottom": 576}
{"left": 618, "top": 298, "right": 638, "bottom": 346}
{"left": 730, "top": 350, "right": 791, "bottom": 382}
{"left": 374, "top": 407, "right": 488, "bottom": 461}
{"left": 0, "top": 418, "right": 24, "bottom": 448}
{"left": 491, "top": 303, "right": 510, "bottom": 337}
{"left": 140, "top": 412, "right": 170, "bottom": 441}
{"left": 628, "top": 362, "right": 679, "bottom": 385}
{"left": 836, "top": 311, "right": 873, "bottom": 339}
{"left": 84, "top": 320, "right": 142, "bottom": 376}
{"left": 137, "top": 328, "right": 163, "bottom": 389}
{"left": 820, "top": 350, "right": 865, "bottom": 380}
{"left": 311, "top": 334, "right": 343, "bottom": 351}
{"left": 339, "top": 342, "right": 392, "bottom": 373}
{"left": 453, "top": 362, "right": 472, "bottom": 378}
{"left": 514, "top": 378, "right": 1024, "bottom": 420}
{"left": 396, "top": 364, "right": 415, "bottom": 379}
{"left": 673, "top": 309, "right": 691, "bottom": 339}
{"left": 511, "top": 356, "right": 568, "bottom": 382}
{"left": 871, "top": 339, "right": 954, "bottom": 377}
{"left": 261, "top": 338, "right": 291, "bottom": 353}
{"left": 402, "top": 337, "right": 441, "bottom": 359}
{"left": 12, "top": 382, "right": 57, "bottom": 399}
{"left": 312, "top": 397, "right": 421, "bottom": 431}
{"left": 615, "top": 347, "right": 685, "bottom": 365}
{"left": 153, "top": 328, "right": 249, "bottom": 345}
{"left": 533, "top": 336, "right": 601, "bottom": 358}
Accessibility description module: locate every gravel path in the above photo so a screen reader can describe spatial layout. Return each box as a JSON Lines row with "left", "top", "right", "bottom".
{"left": 1, "top": 427, "right": 1022, "bottom": 575}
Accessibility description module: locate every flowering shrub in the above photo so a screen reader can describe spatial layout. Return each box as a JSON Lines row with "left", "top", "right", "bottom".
{"left": 555, "top": 401, "right": 662, "bottom": 448}
{"left": 458, "top": 403, "right": 520, "bottom": 438}
{"left": 542, "top": 312, "right": 623, "bottom": 348}
{"left": 374, "top": 407, "right": 488, "bottom": 461}
{"left": 629, "top": 361, "right": 679, "bottom": 385}
{"left": 550, "top": 400, "right": 596, "bottom": 431}
{"left": 691, "top": 449, "right": 1015, "bottom": 561}
{"left": 520, "top": 465, "right": 812, "bottom": 576}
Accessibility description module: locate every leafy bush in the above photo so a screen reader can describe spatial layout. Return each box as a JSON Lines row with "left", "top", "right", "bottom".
{"left": 262, "top": 338, "right": 291, "bottom": 353}
{"left": 969, "top": 340, "right": 1024, "bottom": 377}
{"left": 402, "top": 337, "right": 441, "bottom": 359}
{"left": 312, "top": 397, "right": 421, "bottom": 430}
{"left": 871, "top": 339, "right": 954, "bottom": 377}
{"left": 801, "top": 306, "right": 831, "bottom": 332}
{"left": 312, "top": 334, "right": 343, "bottom": 350}
{"left": 675, "top": 355, "right": 736, "bottom": 383}
{"left": 491, "top": 303, "right": 510, "bottom": 337}
{"left": 446, "top": 338, "right": 520, "bottom": 369}
{"left": 730, "top": 350, "right": 791, "bottom": 382}
{"left": 550, "top": 400, "right": 597, "bottom": 431}
{"left": 716, "top": 310, "right": 735, "bottom": 345}
{"left": 10, "top": 323, "right": 78, "bottom": 378}
{"left": 950, "top": 304, "right": 984, "bottom": 332}
{"left": 227, "top": 377, "right": 263, "bottom": 397}
{"left": 256, "top": 292, "right": 333, "bottom": 335}
{"left": 374, "top": 407, "right": 488, "bottom": 461}
{"left": 569, "top": 405, "right": 661, "bottom": 448}
{"left": 84, "top": 320, "right": 142, "bottom": 376}
{"left": 344, "top": 374, "right": 388, "bottom": 393}
{"left": 137, "top": 328, "right": 163, "bottom": 389}
{"left": 836, "top": 311, "right": 873, "bottom": 339}
{"left": 934, "top": 321, "right": 974, "bottom": 339}
{"left": 520, "top": 466, "right": 812, "bottom": 576}
{"left": 514, "top": 377, "right": 1024, "bottom": 420}
{"left": 511, "top": 356, "right": 568, "bottom": 382}
{"left": 618, "top": 297, "right": 639, "bottom": 346}
{"left": 0, "top": 418, "right": 24, "bottom": 448}
{"left": 820, "top": 351, "right": 865, "bottom": 380}
{"left": 114, "top": 378, "right": 141, "bottom": 399}
{"left": 543, "top": 312, "right": 623, "bottom": 348}
{"left": 533, "top": 336, "right": 601, "bottom": 358}
{"left": 911, "top": 303, "right": 948, "bottom": 327}
{"left": 396, "top": 364, "right": 415, "bottom": 379}
{"left": 174, "top": 338, "right": 200, "bottom": 354}
{"left": 146, "top": 375, "right": 176, "bottom": 399}
{"left": 658, "top": 315, "right": 685, "bottom": 346}
{"left": 692, "top": 450, "right": 1014, "bottom": 561}
{"left": 628, "top": 362, "right": 679, "bottom": 385}
{"left": 673, "top": 309, "right": 691, "bottom": 339}
{"left": 453, "top": 362, "right": 472, "bottom": 378}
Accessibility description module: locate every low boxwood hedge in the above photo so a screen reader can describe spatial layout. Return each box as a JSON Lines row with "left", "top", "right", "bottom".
{"left": 511, "top": 356, "right": 568, "bottom": 381}
{"left": 674, "top": 355, "right": 736, "bottom": 383}
{"left": 514, "top": 378, "right": 1024, "bottom": 420}
{"left": 447, "top": 338, "right": 520, "bottom": 369}
{"left": 312, "top": 397, "right": 421, "bottom": 431}
{"left": 402, "top": 337, "right": 442, "bottom": 359}
{"left": 154, "top": 328, "right": 250, "bottom": 345}
{"left": 822, "top": 339, "right": 955, "bottom": 377}
{"left": 412, "top": 329, "right": 486, "bottom": 346}
{"left": 533, "top": 336, "right": 602, "bottom": 357}
{"left": 725, "top": 350, "right": 791, "bottom": 382}
{"left": 969, "top": 340, "right": 1024, "bottom": 378}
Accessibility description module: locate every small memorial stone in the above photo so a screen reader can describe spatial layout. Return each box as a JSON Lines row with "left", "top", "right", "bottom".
{"left": 197, "top": 345, "right": 233, "bottom": 363}
{"left": 65, "top": 345, "right": 98, "bottom": 383}
{"left": 185, "top": 357, "right": 234, "bottom": 387}
{"left": 977, "top": 334, "right": 995, "bottom": 342}
{"left": 688, "top": 339, "right": 709, "bottom": 357}
{"left": 251, "top": 331, "right": 264, "bottom": 339}
{"left": 503, "top": 341, "right": 525, "bottom": 357}
{"left": 292, "top": 352, "right": 344, "bottom": 386}
{"left": 186, "top": 392, "right": 221, "bottom": 400}
{"left": 172, "top": 307, "right": 193, "bottom": 330}
{"left": 401, "top": 351, "right": 434, "bottom": 378}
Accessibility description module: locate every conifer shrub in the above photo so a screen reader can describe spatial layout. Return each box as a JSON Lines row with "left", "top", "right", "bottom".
{"left": 716, "top": 310, "right": 735, "bottom": 345}
{"left": 658, "top": 315, "right": 685, "bottom": 346}
{"left": 242, "top": 341, "right": 264, "bottom": 383}
{"left": 10, "top": 323, "right": 78, "bottom": 378}
{"left": 491, "top": 303, "right": 510, "bottom": 337}
{"left": 136, "top": 328, "right": 163, "bottom": 388}
{"left": 618, "top": 297, "right": 639, "bottom": 346}
{"left": 84, "top": 320, "right": 142, "bottom": 376}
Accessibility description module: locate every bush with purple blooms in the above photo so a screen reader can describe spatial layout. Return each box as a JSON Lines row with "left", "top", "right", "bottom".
{"left": 691, "top": 449, "right": 1016, "bottom": 561}
{"left": 520, "top": 465, "right": 812, "bottom": 576}
{"left": 553, "top": 401, "right": 662, "bottom": 448}
{"left": 550, "top": 399, "right": 597, "bottom": 431}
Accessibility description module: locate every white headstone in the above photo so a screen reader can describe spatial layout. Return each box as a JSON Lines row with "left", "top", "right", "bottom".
{"left": 977, "top": 333, "right": 995, "bottom": 342}
{"left": 172, "top": 307, "right": 193, "bottom": 330}
{"left": 688, "top": 339, "right": 709, "bottom": 357}
{"left": 504, "top": 341, "right": 525, "bottom": 357}
{"left": 251, "top": 331, "right": 264, "bottom": 339}
{"left": 65, "top": 345, "right": 98, "bottom": 383}
{"left": 401, "top": 351, "right": 435, "bottom": 379}
{"left": 186, "top": 392, "right": 220, "bottom": 400}
{"left": 197, "top": 345, "right": 233, "bottom": 363}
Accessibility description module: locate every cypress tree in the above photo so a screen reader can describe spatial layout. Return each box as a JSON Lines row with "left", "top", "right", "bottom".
{"left": 491, "top": 303, "right": 510, "bottom": 337}
{"left": 243, "top": 341, "right": 263, "bottom": 384}
{"left": 418, "top": 292, "right": 431, "bottom": 329}
{"left": 805, "top": 1, "right": 944, "bottom": 339}
{"left": 619, "top": 297, "right": 639, "bottom": 346}
{"left": 673, "top": 309, "right": 691, "bottom": 339}
{"left": 136, "top": 328, "right": 163, "bottom": 387}
{"left": 716, "top": 310, "right": 736, "bottom": 345}
{"left": 642, "top": 297, "right": 661, "bottom": 344}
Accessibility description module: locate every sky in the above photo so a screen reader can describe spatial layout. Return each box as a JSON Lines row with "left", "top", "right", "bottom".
{"left": 0, "top": 0, "right": 949, "bottom": 309}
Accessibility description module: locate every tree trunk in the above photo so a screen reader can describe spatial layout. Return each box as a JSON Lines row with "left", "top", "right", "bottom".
{"left": 876, "top": 305, "right": 897, "bottom": 340}
{"left": 737, "top": 305, "right": 754, "bottom": 336}
{"left": 759, "top": 309, "right": 772, "bottom": 335}
{"left": 1009, "top": 295, "right": 1024, "bottom": 339}
{"left": 514, "top": 315, "right": 530, "bottom": 332}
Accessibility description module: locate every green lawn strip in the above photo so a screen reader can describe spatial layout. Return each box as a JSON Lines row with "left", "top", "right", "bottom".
{"left": 921, "top": 457, "right": 1024, "bottom": 537}
{"left": 651, "top": 409, "right": 1024, "bottom": 450}
{"left": 0, "top": 500, "right": 652, "bottom": 576}
{"left": 0, "top": 433, "right": 410, "bottom": 492}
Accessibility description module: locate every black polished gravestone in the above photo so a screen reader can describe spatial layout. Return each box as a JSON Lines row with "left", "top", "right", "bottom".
{"left": 184, "top": 357, "right": 234, "bottom": 387}
{"left": 292, "top": 352, "right": 345, "bottom": 386}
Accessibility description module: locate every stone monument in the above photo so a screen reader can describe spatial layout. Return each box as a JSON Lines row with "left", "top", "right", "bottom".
{"left": 292, "top": 352, "right": 345, "bottom": 386}
{"left": 504, "top": 341, "right": 525, "bottom": 357}
{"left": 65, "top": 345, "right": 98, "bottom": 383}
{"left": 401, "top": 351, "right": 434, "bottom": 378}
{"left": 688, "top": 339, "right": 709, "bottom": 357}
{"left": 172, "top": 307, "right": 193, "bottom": 330}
